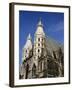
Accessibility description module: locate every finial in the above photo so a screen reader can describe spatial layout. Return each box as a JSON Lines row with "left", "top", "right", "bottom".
{"left": 38, "top": 17, "right": 43, "bottom": 26}
{"left": 27, "top": 33, "right": 31, "bottom": 40}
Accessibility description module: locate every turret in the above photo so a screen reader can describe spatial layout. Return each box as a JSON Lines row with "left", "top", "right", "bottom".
{"left": 34, "top": 18, "right": 46, "bottom": 60}
{"left": 22, "top": 33, "right": 32, "bottom": 62}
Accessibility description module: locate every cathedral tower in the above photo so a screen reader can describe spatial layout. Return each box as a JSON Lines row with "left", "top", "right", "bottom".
{"left": 34, "top": 19, "right": 46, "bottom": 60}
{"left": 22, "top": 34, "right": 32, "bottom": 62}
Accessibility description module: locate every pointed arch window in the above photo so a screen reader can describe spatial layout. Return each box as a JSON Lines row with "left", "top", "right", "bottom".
{"left": 38, "top": 49, "right": 40, "bottom": 53}
{"left": 38, "top": 43, "right": 40, "bottom": 46}
{"left": 25, "top": 64, "right": 29, "bottom": 79}
{"left": 40, "top": 62, "right": 42, "bottom": 71}
{"left": 32, "top": 64, "right": 36, "bottom": 77}
{"left": 26, "top": 50, "right": 27, "bottom": 53}
{"left": 42, "top": 38, "right": 43, "bottom": 41}
{"left": 38, "top": 38, "right": 40, "bottom": 41}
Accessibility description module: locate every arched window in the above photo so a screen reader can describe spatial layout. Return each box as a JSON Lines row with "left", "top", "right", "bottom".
{"left": 25, "top": 64, "right": 29, "bottom": 79}
{"left": 38, "top": 49, "right": 40, "bottom": 53}
{"left": 42, "top": 38, "right": 43, "bottom": 41}
{"left": 38, "top": 43, "right": 40, "bottom": 46}
{"left": 32, "top": 64, "right": 36, "bottom": 78}
{"left": 26, "top": 50, "right": 27, "bottom": 53}
{"left": 40, "top": 62, "right": 42, "bottom": 71}
{"left": 38, "top": 38, "right": 40, "bottom": 41}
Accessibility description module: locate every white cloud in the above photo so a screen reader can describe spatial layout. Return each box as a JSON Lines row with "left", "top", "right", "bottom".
{"left": 48, "top": 21, "right": 64, "bottom": 32}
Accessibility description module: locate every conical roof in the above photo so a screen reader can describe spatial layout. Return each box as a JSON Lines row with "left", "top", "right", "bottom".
{"left": 24, "top": 33, "right": 32, "bottom": 50}
{"left": 38, "top": 18, "right": 43, "bottom": 26}
{"left": 35, "top": 19, "right": 45, "bottom": 36}
{"left": 27, "top": 33, "right": 32, "bottom": 40}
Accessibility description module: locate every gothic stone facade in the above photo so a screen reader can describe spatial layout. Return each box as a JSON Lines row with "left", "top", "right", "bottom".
{"left": 19, "top": 19, "right": 64, "bottom": 79}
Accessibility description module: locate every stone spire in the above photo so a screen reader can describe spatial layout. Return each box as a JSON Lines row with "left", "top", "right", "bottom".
{"left": 34, "top": 18, "right": 46, "bottom": 60}
{"left": 27, "top": 33, "right": 32, "bottom": 41}
{"left": 38, "top": 18, "right": 43, "bottom": 26}
{"left": 35, "top": 18, "right": 45, "bottom": 36}
{"left": 24, "top": 33, "right": 32, "bottom": 49}
{"left": 22, "top": 33, "right": 32, "bottom": 61}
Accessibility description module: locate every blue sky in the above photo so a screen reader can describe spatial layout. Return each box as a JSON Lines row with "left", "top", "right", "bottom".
{"left": 19, "top": 10, "right": 64, "bottom": 64}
